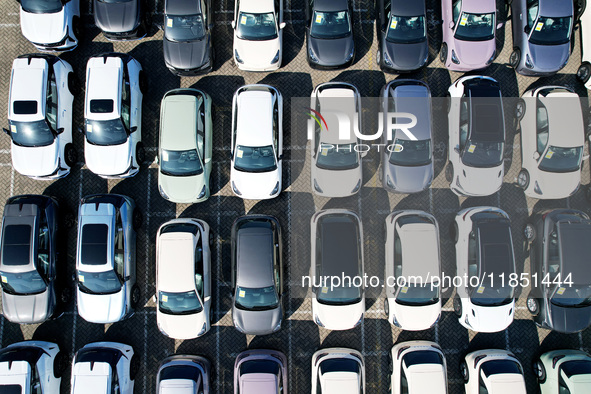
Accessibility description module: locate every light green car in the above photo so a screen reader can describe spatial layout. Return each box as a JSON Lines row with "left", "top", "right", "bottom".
{"left": 158, "top": 88, "right": 213, "bottom": 203}
{"left": 535, "top": 349, "right": 591, "bottom": 394}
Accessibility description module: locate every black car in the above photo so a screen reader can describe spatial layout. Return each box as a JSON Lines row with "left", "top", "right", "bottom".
{"left": 163, "top": 0, "right": 214, "bottom": 76}
{"left": 305, "top": 0, "right": 355, "bottom": 69}
{"left": 525, "top": 209, "right": 591, "bottom": 333}
{"left": 376, "top": 0, "right": 428, "bottom": 72}
{"left": 94, "top": 0, "right": 146, "bottom": 40}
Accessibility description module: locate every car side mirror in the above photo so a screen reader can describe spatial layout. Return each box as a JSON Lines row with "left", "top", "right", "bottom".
{"left": 497, "top": 22, "right": 504, "bottom": 29}
{"left": 533, "top": 152, "right": 540, "bottom": 160}
{"left": 279, "top": 22, "right": 286, "bottom": 29}
{"left": 208, "top": 23, "right": 214, "bottom": 30}
{"left": 124, "top": 276, "right": 131, "bottom": 281}
{"left": 524, "top": 26, "right": 531, "bottom": 34}
{"left": 2, "top": 128, "right": 10, "bottom": 136}
{"left": 204, "top": 157, "right": 211, "bottom": 164}
{"left": 449, "top": 21, "right": 454, "bottom": 29}
{"left": 77, "top": 126, "right": 85, "bottom": 135}
{"left": 231, "top": 20, "right": 236, "bottom": 29}
{"left": 454, "top": 146, "right": 460, "bottom": 154}
{"left": 278, "top": 154, "right": 283, "bottom": 161}
{"left": 361, "top": 150, "right": 368, "bottom": 158}
{"left": 583, "top": 155, "right": 590, "bottom": 161}
{"left": 129, "top": 126, "right": 137, "bottom": 133}
{"left": 57, "top": 127, "right": 64, "bottom": 134}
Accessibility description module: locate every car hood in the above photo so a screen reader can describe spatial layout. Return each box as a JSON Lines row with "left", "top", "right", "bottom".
{"left": 20, "top": 7, "right": 67, "bottom": 45}
{"left": 231, "top": 166, "right": 280, "bottom": 199}
{"left": 549, "top": 303, "right": 591, "bottom": 334}
{"left": 12, "top": 141, "right": 59, "bottom": 177}
{"left": 453, "top": 39, "right": 495, "bottom": 68}
{"left": 2, "top": 290, "right": 50, "bottom": 324}
{"left": 159, "top": 171, "right": 206, "bottom": 203}
{"left": 533, "top": 168, "right": 580, "bottom": 199}
{"left": 85, "top": 139, "right": 131, "bottom": 176}
{"left": 163, "top": 37, "right": 210, "bottom": 70}
{"left": 466, "top": 301, "right": 514, "bottom": 333}
{"left": 94, "top": 0, "right": 139, "bottom": 33}
{"left": 386, "top": 162, "right": 433, "bottom": 193}
{"left": 234, "top": 36, "right": 280, "bottom": 68}
{"left": 309, "top": 36, "right": 354, "bottom": 66}
{"left": 157, "top": 309, "right": 207, "bottom": 340}
{"left": 528, "top": 42, "right": 570, "bottom": 72}
{"left": 312, "top": 165, "right": 361, "bottom": 197}
{"left": 383, "top": 40, "right": 428, "bottom": 71}
{"left": 458, "top": 164, "right": 503, "bottom": 195}
{"left": 391, "top": 300, "right": 440, "bottom": 331}
{"left": 312, "top": 298, "right": 364, "bottom": 331}
{"left": 232, "top": 305, "right": 282, "bottom": 335}
{"left": 77, "top": 288, "right": 126, "bottom": 324}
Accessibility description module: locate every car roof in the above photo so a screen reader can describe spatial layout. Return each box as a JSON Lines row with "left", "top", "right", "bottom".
{"left": 10, "top": 58, "right": 47, "bottom": 121}
{"left": 72, "top": 363, "right": 111, "bottom": 394}
{"left": 316, "top": 86, "right": 357, "bottom": 144}
{"left": 1, "top": 203, "right": 38, "bottom": 272}
{"left": 318, "top": 215, "right": 360, "bottom": 277}
{"left": 390, "top": 83, "right": 431, "bottom": 141}
{"left": 240, "top": 373, "right": 277, "bottom": 392}
{"left": 236, "top": 227, "right": 274, "bottom": 288}
{"left": 540, "top": 92, "right": 584, "bottom": 148}
{"left": 236, "top": 90, "right": 274, "bottom": 147}
{"left": 557, "top": 222, "right": 591, "bottom": 285}
{"left": 165, "top": 0, "right": 201, "bottom": 15}
{"left": 538, "top": 0, "right": 573, "bottom": 18}
{"left": 398, "top": 222, "right": 439, "bottom": 278}
{"left": 161, "top": 94, "right": 201, "bottom": 151}
{"left": 320, "top": 371, "right": 360, "bottom": 394}
{"left": 484, "top": 373, "right": 526, "bottom": 394}
{"left": 469, "top": 98, "right": 504, "bottom": 143}
{"left": 159, "top": 379, "right": 199, "bottom": 393}
{"left": 406, "top": 364, "right": 446, "bottom": 394}
{"left": 314, "top": 0, "right": 349, "bottom": 13}
{"left": 391, "top": 0, "right": 426, "bottom": 17}
{"left": 86, "top": 56, "right": 123, "bottom": 120}
{"left": 240, "top": 0, "right": 275, "bottom": 13}
{"left": 477, "top": 221, "right": 514, "bottom": 275}
{"left": 158, "top": 232, "right": 198, "bottom": 292}
{"left": 0, "top": 360, "right": 30, "bottom": 388}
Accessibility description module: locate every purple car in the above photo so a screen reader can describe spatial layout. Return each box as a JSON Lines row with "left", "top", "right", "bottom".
{"left": 234, "top": 349, "right": 288, "bottom": 394}
{"left": 440, "top": 0, "right": 502, "bottom": 71}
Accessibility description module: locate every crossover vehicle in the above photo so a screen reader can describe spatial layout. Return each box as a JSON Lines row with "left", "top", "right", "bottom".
{"left": 231, "top": 215, "right": 283, "bottom": 335}
{"left": 308, "top": 82, "right": 364, "bottom": 197}
{"left": 509, "top": 0, "right": 574, "bottom": 76}
{"left": 524, "top": 209, "right": 591, "bottom": 333}
{"left": 306, "top": 0, "right": 355, "bottom": 68}
{"left": 232, "top": 0, "right": 285, "bottom": 71}
{"left": 310, "top": 209, "right": 365, "bottom": 331}
{"left": 94, "top": 0, "right": 145, "bottom": 40}
{"left": 311, "top": 348, "right": 365, "bottom": 394}
{"left": 156, "top": 218, "right": 212, "bottom": 339}
{"left": 158, "top": 88, "right": 213, "bottom": 203}
{"left": 76, "top": 194, "right": 140, "bottom": 324}
{"left": 83, "top": 53, "right": 145, "bottom": 178}
{"left": 163, "top": 0, "right": 214, "bottom": 75}
{"left": 70, "top": 342, "right": 137, "bottom": 394}
{"left": 234, "top": 350, "right": 287, "bottom": 394}
{"left": 452, "top": 207, "right": 517, "bottom": 333}
{"left": 18, "top": 0, "right": 81, "bottom": 51}
{"left": 380, "top": 80, "right": 433, "bottom": 193}
{"left": 578, "top": 2, "right": 591, "bottom": 88}
{"left": 230, "top": 85, "right": 283, "bottom": 200}
{"left": 534, "top": 349, "right": 591, "bottom": 394}
{"left": 157, "top": 355, "right": 211, "bottom": 394}
{"left": 6, "top": 54, "right": 76, "bottom": 180}
{"left": 461, "top": 350, "right": 526, "bottom": 394}
{"left": 384, "top": 211, "right": 441, "bottom": 331}
{"left": 389, "top": 341, "right": 447, "bottom": 394}
{"left": 447, "top": 76, "right": 505, "bottom": 197}
{"left": 515, "top": 86, "right": 585, "bottom": 199}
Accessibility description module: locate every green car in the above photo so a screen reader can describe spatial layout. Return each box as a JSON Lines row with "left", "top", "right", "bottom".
{"left": 158, "top": 88, "right": 213, "bottom": 203}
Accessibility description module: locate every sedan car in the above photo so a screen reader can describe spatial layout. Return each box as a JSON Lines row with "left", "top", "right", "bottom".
{"left": 535, "top": 349, "right": 591, "bottom": 394}
{"left": 389, "top": 341, "right": 447, "bottom": 394}
{"left": 461, "top": 350, "right": 526, "bottom": 394}
{"left": 6, "top": 54, "right": 76, "bottom": 180}
{"left": 157, "top": 355, "right": 211, "bottom": 394}
{"left": 524, "top": 209, "right": 591, "bottom": 333}
{"left": 18, "top": 0, "right": 81, "bottom": 51}
{"left": 163, "top": 0, "right": 214, "bottom": 75}
{"left": 306, "top": 0, "right": 355, "bottom": 68}
{"left": 234, "top": 350, "right": 287, "bottom": 394}
{"left": 232, "top": 0, "right": 285, "bottom": 71}
{"left": 379, "top": 80, "right": 433, "bottom": 193}
{"left": 447, "top": 75, "right": 505, "bottom": 197}
{"left": 230, "top": 85, "right": 283, "bottom": 200}
{"left": 76, "top": 194, "right": 140, "bottom": 324}
{"left": 158, "top": 88, "right": 213, "bottom": 203}
{"left": 452, "top": 207, "right": 517, "bottom": 333}
{"left": 308, "top": 82, "right": 364, "bottom": 197}
{"left": 515, "top": 86, "right": 585, "bottom": 199}
{"left": 94, "top": 0, "right": 145, "bottom": 40}
{"left": 83, "top": 53, "right": 145, "bottom": 179}
{"left": 509, "top": 0, "right": 573, "bottom": 76}
{"left": 311, "top": 348, "right": 365, "bottom": 394}
{"left": 231, "top": 215, "right": 283, "bottom": 335}
{"left": 156, "top": 218, "right": 212, "bottom": 339}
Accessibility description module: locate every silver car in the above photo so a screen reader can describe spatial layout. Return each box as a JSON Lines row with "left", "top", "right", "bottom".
{"left": 157, "top": 355, "right": 211, "bottom": 394}
{"left": 234, "top": 350, "right": 287, "bottom": 394}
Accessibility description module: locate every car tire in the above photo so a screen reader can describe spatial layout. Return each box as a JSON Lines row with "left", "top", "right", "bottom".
{"left": 67, "top": 72, "right": 79, "bottom": 96}
{"left": 132, "top": 209, "right": 143, "bottom": 230}
{"left": 131, "top": 285, "right": 140, "bottom": 308}
{"left": 577, "top": 62, "right": 591, "bottom": 83}
{"left": 139, "top": 71, "right": 148, "bottom": 95}
{"left": 453, "top": 295, "right": 462, "bottom": 317}
{"left": 130, "top": 354, "right": 139, "bottom": 381}
{"left": 460, "top": 360, "right": 469, "bottom": 383}
{"left": 534, "top": 359, "right": 547, "bottom": 383}
{"left": 509, "top": 49, "right": 521, "bottom": 69}
{"left": 53, "top": 351, "right": 69, "bottom": 378}
{"left": 135, "top": 142, "right": 145, "bottom": 165}
{"left": 524, "top": 223, "right": 536, "bottom": 241}
{"left": 384, "top": 299, "right": 389, "bottom": 317}
{"left": 450, "top": 221, "right": 459, "bottom": 244}
{"left": 64, "top": 143, "right": 77, "bottom": 168}
{"left": 527, "top": 293, "right": 540, "bottom": 316}
{"left": 515, "top": 99, "right": 526, "bottom": 121}
{"left": 517, "top": 169, "right": 529, "bottom": 189}
{"left": 445, "top": 162, "right": 454, "bottom": 183}
{"left": 440, "top": 43, "right": 448, "bottom": 64}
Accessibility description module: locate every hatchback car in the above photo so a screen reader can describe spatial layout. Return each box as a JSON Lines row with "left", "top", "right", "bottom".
{"left": 524, "top": 209, "right": 591, "bottom": 333}
{"left": 380, "top": 80, "right": 433, "bottom": 193}
{"left": 308, "top": 82, "right": 364, "bottom": 197}
{"left": 76, "top": 194, "right": 140, "bottom": 324}
{"left": 6, "top": 54, "right": 76, "bottom": 180}
{"left": 306, "top": 0, "right": 355, "bottom": 68}
{"left": 230, "top": 85, "right": 283, "bottom": 200}
{"left": 311, "top": 348, "right": 365, "bottom": 394}
{"left": 461, "top": 350, "right": 526, "bottom": 394}
{"left": 83, "top": 53, "right": 145, "bottom": 179}
{"left": 509, "top": 0, "right": 573, "bottom": 76}
{"left": 577, "top": 3, "right": 591, "bottom": 88}
{"left": 234, "top": 350, "right": 287, "bottom": 394}
{"left": 94, "top": 0, "right": 145, "bottom": 40}
{"left": 515, "top": 86, "right": 585, "bottom": 199}
{"left": 70, "top": 342, "right": 137, "bottom": 394}
{"left": 156, "top": 218, "right": 212, "bottom": 339}
{"left": 231, "top": 215, "right": 283, "bottom": 335}
{"left": 384, "top": 211, "right": 441, "bottom": 331}
{"left": 310, "top": 209, "right": 365, "bottom": 331}
{"left": 157, "top": 355, "right": 211, "bottom": 394}
{"left": 158, "top": 88, "right": 213, "bottom": 203}
{"left": 389, "top": 341, "right": 447, "bottom": 394}
{"left": 447, "top": 76, "right": 505, "bottom": 197}
{"left": 534, "top": 349, "right": 591, "bottom": 394}
{"left": 163, "top": 0, "right": 214, "bottom": 75}
{"left": 452, "top": 207, "right": 517, "bottom": 333}
{"left": 232, "top": 0, "right": 285, "bottom": 71}
{"left": 19, "top": 0, "right": 81, "bottom": 51}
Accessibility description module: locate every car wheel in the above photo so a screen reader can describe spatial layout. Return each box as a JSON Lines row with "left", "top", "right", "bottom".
{"left": 135, "top": 142, "right": 145, "bottom": 165}
{"left": 453, "top": 295, "right": 462, "bottom": 317}
{"left": 450, "top": 221, "right": 459, "bottom": 244}
{"left": 445, "top": 162, "right": 454, "bottom": 183}
{"left": 131, "top": 285, "right": 140, "bottom": 308}
{"left": 384, "top": 299, "right": 389, "bottom": 317}
{"left": 509, "top": 49, "right": 521, "bottom": 69}
{"left": 53, "top": 351, "right": 69, "bottom": 378}
{"left": 524, "top": 223, "right": 536, "bottom": 241}
{"left": 72, "top": 16, "right": 82, "bottom": 40}
{"left": 130, "top": 354, "right": 139, "bottom": 381}
{"left": 534, "top": 359, "right": 547, "bottom": 383}
{"left": 60, "top": 286, "right": 72, "bottom": 305}
{"left": 460, "top": 360, "right": 469, "bottom": 382}
{"left": 64, "top": 143, "right": 77, "bottom": 168}
{"left": 376, "top": 50, "right": 381, "bottom": 66}
{"left": 139, "top": 71, "right": 148, "bottom": 95}
{"left": 132, "top": 209, "right": 143, "bottom": 231}
{"left": 515, "top": 99, "right": 526, "bottom": 121}
{"left": 527, "top": 293, "right": 540, "bottom": 316}
{"left": 440, "top": 43, "right": 448, "bottom": 64}
{"left": 578, "top": 62, "right": 591, "bottom": 83}
{"left": 67, "top": 72, "right": 79, "bottom": 96}
{"left": 517, "top": 169, "right": 529, "bottom": 189}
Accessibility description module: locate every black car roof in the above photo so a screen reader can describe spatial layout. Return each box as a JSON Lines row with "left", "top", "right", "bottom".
{"left": 557, "top": 222, "right": 591, "bottom": 285}
{"left": 314, "top": 0, "right": 349, "bottom": 12}
{"left": 391, "top": 0, "right": 426, "bottom": 17}
{"left": 318, "top": 214, "right": 360, "bottom": 277}
{"left": 165, "top": 0, "right": 201, "bottom": 15}
{"left": 469, "top": 99, "right": 504, "bottom": 142}
{"left": 477, "top": 220, "right": 514, "bottom": 276}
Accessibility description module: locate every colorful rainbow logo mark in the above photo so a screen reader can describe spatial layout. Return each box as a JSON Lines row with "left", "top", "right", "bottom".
{"left": 306, "top": 108, "right": 329, "bottom": 132}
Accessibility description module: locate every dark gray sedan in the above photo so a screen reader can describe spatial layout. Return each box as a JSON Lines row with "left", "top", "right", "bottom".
{"left": 94, "top": 0, "right": 145, "bottom": 40}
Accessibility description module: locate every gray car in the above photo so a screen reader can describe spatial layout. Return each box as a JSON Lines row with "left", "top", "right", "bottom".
{"left": 157, "top": 355, "right": 211, "bottom": 393}
{"left": 231, "top": 215, "right": 283, "bottom": 335}
{"left": 94, "top": 0, "right": 145, "bottom": 40}
{"left": 234, "top": 349, "right": 288, "bottom": 394}
{"left": 509, "top": 0, "right": 574, "bottom": 76}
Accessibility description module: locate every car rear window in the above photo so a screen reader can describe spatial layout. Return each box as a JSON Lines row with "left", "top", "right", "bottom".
{"left": 480, "top": 360, "right": 522, "bottom": 377}
{"left": 240, "top": 360, "right": 280, "bottom": 376}
{"left": 402, "top": 350, "right": 443, "bottom": 367}
{"left": 0, "top": 384, "right": 23, "bottom": 394}
{"left": 13, "top": 100, "right": 38, "bottom": 115}
{"left": 561, "top": 360, "right": 591, "bottom": 378}
{"left": 2, "top": 225, "right": 31, "bottom": 266}
{"left": 90, "top": 99, "right": 114, "bottom": 114}
{"left": 81, "top": 224, "right": 109, "bottom": 265}
{"left": 319, "top": 358, "right": 359, "bottom": 374}
{"left": 160, "top": 365, "right": 203, "bottom": 382}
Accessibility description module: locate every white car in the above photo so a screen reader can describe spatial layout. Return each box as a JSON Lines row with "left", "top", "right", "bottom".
{"left": 534, "top": 349, "right": 591, "bottom": 394}
{"left": 19, "top": 0, "right": 81, "bottom": 51}
{"left": 384, "top": 211, "right": 442, "bottom": 331}
{"left": 156, "top": 218, "right": 212, "bottom": 339}
{"left": 389, "top": 341, "right": 447, "bottom": 394}
{"left": 71, "top": 342, "right": 137, "bottom": 394}
{"left": 452, "top": 207, "right": 516, "bottom": 333}
{"left": 308, "top": 82, "right": 364, "bottom": 197}
{"left": 83, "top": 53, "right": 145, "bottom": 178}
{"left": 447, "top": 75, "right": 505, "bottom": 196}
{"left": 232, "top": 0, "right": 285, "bottom": 71}
{"left": 5, "top": 54, "right": 76, "bottom": 180}
{"left": 461, "top": 350, "right": 526, "bottom": 394}
{"left": 311, "top": 348, "right": 365, "bottom": 394}
{"left": 515, "top": 86, "right": 585, "bottom": 199}
{"left": 230, "top": 85, "right": 283, "bottom": 200}
{"left": 577, "top": 3, "right": 591, "bottom": 89}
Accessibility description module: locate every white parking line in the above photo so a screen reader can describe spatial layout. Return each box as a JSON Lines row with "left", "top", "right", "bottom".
{"left": 142, "top": 169, "right": 152, "bottom": 393}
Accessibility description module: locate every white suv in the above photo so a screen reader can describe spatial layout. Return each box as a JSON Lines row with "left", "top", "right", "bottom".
{"left": 311, "top": 348, "right": 365, "bottom": 394}
{"left": 389, "top": 341, "right": 447, "bottom": 394}
{"left": 461, "top": 350, "right": 526, "bottom": 394}
{"left": 19, "top": 0, "right": 81, "bottom": 51}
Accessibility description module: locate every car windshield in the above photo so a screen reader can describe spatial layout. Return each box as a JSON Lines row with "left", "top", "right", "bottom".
{"left": 470, "top": 280, "right": 514, "bottom": 306}
{"left": 235, "top": 286, "right": 279, "bottom": 311}
{"left": 0, "top": 270, "right": 47, "bottom": 295}
{"left": 550, "top": 284, "right": 591, "bottom": 308}
{"left": 454, "top": 12, "right": 495, "bottom": 41}
{"left": 310, "top": 10, "right": 351, "bottom": 39}
{"left": 165, "top": 14, "right": 206, "bottom": 41}
{"left": 561, "top": 360, "right": 591, "bottom": 378}
{"left": 2, "top": 224, "right": 32, "bottom": 266}
{"left": 160, "top": 149, "right": 203, "bottom": 177}
{"left": 317, "top": 283, "right": 362, "bottom": 305}
{"left": 85, "top": 119, "right": 128, "bottom": 146}
{"left": 8, "top": 120, "right": 55, "bottom": 148}
{"left": 389, "top": 139, "right": 432, "bottom": 166}
{"left": 315, "top": 143, "right": 359, "bottom": 170}
{"left": 78, "top": 270, "right": 122, "bottom": 295}
{"left": 529, "top": 16, "right": 572, "bottom": 46}
{"left": 0, "top": 385, "right": 22, "bottom": 394}
{"left": 234, "top": 145, "right": 277, "bottom": 173}
{"left": 395, "top": 283, "right": 439, "bottom": 306}
{"left": 461, "top": 140, "right": 504, "bottom": 168}
{"left": 20, "top": 0, "right": 63, "bottom": 13}
{"left": 481, "top": 360, "right": 522, "bottom": 377}
{"left": 236, "top": 12, "right": 277, "bottom": 40}
{"left": 386, "top": 15, "right": 426, "bottom": 44}
{"left": 538, "top": 146, "right": 582, "bottom": 173}
{"left": 158, "top": 290, "right": 203, "bottom": 315}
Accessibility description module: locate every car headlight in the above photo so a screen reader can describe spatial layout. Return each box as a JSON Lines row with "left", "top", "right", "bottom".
{"left": 525, "top": 54, "right": 534, "bottom": 69}
{"left": 235, "top": 49, "right": 244, "bottom": 64}
{"left": 308, "top": 47, "right": 319, "bottom": 62}
{"left": 386, "top": 175, "right": 395, "bottom": 189}
{"left": 486, "top": 50, "right": 496, "bottom": 65}
{"left": 197, "top": 185, "right": 206, "bottom": 199}
{"left": 382, "top": 49, "right": 393, "bottom": 66}
{"left": 314, "top": 314, "right": 325, "bottom": 327}
{"left": 271, "top": 50, "right": 280, "bottom": 64}
{"left": 313, "top": 178, "right": 323, "bottom": 193}
{"left": 534, "top": 181, "right": 542, "bottom": 195}
{"left": 158, "top": 184, "right": 169, "bottom": 200}
{"left": 231, "top": 181, "right": 242, "bottom": 196}
{"left": 346, "top": 46, "right": 355, "bottom": 61}
{"left": 270, "top": 182, "right": 280, "bottom": 196}
{"left": 451, "top": 49, "right": 460, "bottom": 64}
{"left": 351, "top": 179, "right": 361, "bottom": 193}
{"left": 197, "top": 322, "right": 207, "bottom": 336}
